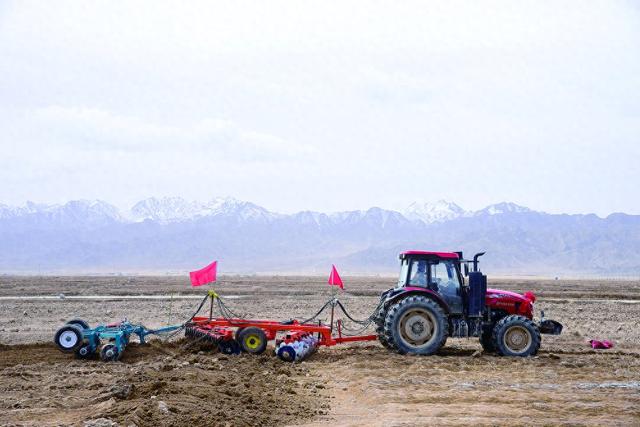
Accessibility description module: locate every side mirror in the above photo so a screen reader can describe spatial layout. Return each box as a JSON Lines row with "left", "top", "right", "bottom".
{"left": 463, "top": 264, "right": 469, "bottom": 276}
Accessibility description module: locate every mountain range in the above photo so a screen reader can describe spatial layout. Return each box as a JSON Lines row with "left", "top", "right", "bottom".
{"left": 0, "top": 197, "right": 639, "bottom": 276}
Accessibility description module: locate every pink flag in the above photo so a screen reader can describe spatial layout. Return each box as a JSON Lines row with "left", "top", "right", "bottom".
{"left": 328, "top": 264, "right": 344, "bottom": 289}
{"left": 190, "top": 261, "right": 217, "bottom": 287}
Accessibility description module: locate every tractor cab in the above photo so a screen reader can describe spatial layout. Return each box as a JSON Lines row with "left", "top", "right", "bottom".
{"left": 397, "top": 251, "right": 464, "bottom": 313}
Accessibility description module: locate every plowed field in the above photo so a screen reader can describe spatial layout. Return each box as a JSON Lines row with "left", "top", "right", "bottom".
{"left": 1, "top": 276, "right": 639, "bottom": 426}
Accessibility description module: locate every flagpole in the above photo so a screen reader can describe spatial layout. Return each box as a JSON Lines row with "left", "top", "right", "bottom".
{"left": 330, "top": 283, "right": 337, "bottom": 334}
{"left": 209, "top": 288, "right": 214, "bottom": 321}
{"left": 328, "top": 264, "right": 343, "bottom": 334}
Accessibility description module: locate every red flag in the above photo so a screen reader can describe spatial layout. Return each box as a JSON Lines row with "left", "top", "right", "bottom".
{"left": 328, "top": 264, "right": 344, "bottom": 289}
{"left": 190, "top": 261, "right": 217, "bottom": 287}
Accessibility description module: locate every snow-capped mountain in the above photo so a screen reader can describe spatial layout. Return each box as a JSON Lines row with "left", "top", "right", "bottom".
{"left": 293, "top": 211, "right": 329, "bottom": 227}
{"left": 360, "top": 207, "right": 412, "bottom": 228}
{"left": 0, "top": 200, "right": 122, "bottom": 224}
{"left": 474, "top": 202, "right": 531, "bottom": 216}
{"left": 130, "top": 197, "right": 278, "bottom": 223}
{"left": 130, "top": 197, "right": 205, "bottom": 222}
{"left": 0, "top": 203, "right": 24, "bottom": 219}
{"left": 2, "top": 197, "right": 639, "bottom": 274}
{"left": 207, "top": 198, "right": 279, "bottom": 222}
{"left": 404, "top": 200, "right": 467, "bottom": 223}
{"left": 56, "top": 200, "right": 122, "bottom": 222}
{"left": 281, "top": 208, "right": 410, "bottom": 229}
{"left": 0, "top": 201, "right": 58, "bottom": 219}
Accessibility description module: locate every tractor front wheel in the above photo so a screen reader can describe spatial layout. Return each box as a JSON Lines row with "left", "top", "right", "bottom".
{"left": 383, "top": 296, "right": 448, "bottom": 355}
{"left": 492, "top": 315, "right": 541, "bottom": 357}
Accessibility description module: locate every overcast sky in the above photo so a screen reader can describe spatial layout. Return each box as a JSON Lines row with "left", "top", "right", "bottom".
{"left": 1, "top": 1, "right": 639, "bottom": 216}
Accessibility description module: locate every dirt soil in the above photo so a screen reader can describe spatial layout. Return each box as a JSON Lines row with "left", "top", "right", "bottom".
{"left": 0, "top": 340, "right": 328, "bottom": 427}
{"left": 1, "top": 275, "right": 640, "bottom": 426}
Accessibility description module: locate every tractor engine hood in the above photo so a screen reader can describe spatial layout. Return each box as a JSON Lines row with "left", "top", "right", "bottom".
{"left": 486, "top": 288, "right": 535, "bottom": 303}
{"left": 485, "top": 288, "right": 536, "bottom": 317}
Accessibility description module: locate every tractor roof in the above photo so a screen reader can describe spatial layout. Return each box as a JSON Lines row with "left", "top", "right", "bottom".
{"left": 401, "top": 251, "right": 459, "bottom": 259}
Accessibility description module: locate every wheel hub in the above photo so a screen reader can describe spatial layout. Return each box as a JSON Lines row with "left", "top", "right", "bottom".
{"left": 504, "top": 326, "right": 532, "bottom": 353}
{"left": 245, "top": 335, "right": 260, "bottom": 350}
{"left": 60, "top": 331, "right": 78, "bottom": 349}
{"left": 411, "top": 321, "right": 425, "bottom": 335}
{"left": 399, "top": 309, "right": 436, "bottom": 347}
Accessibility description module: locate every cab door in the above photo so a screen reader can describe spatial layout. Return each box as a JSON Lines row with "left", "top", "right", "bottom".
{"left": 429, "top": 260, "right": 463, "bottom": 314}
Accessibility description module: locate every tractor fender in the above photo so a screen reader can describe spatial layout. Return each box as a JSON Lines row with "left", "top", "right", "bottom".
{"left": 384, "top": 287, "right": 451, "bottom": 314}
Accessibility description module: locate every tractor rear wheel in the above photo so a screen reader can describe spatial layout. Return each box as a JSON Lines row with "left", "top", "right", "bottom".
{"left": 383, "top": 296, "right": 448, "bottom": 355}
{"left": 492, "top": 315, "right": 541, "bottom": 357}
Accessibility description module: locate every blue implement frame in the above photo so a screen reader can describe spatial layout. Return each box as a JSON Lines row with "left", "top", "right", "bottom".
{"left": 73, "top": 321, "right": 183, "bottom": 360}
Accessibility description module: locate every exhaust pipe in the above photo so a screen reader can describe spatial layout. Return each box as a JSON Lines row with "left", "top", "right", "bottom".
{"left": 473, "top": 252, "right": 486, "bottom": 272}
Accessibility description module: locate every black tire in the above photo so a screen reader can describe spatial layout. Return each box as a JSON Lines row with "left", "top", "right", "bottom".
{"left": 479, "top": 326, "right": 495, "bottom": 353}
{"left": 374, "top": 305, "right": 392, "bottom": 349}
{"left": 234, "top": 327, "right": 246, "bottom": 341}
{"left": 237, "top": 327, "right": 268, "bottom": 355}
{"left": 100, "top": 344, "right": 120, "bottom": 362}
{"left": 75, "top": 344, "right": 95, "bottom": 359}
{"left": 66, "top": 319, "right": 90, "bottom": 330}
{"left": 492, "top": 315, "right": 541, "bottom": 357}
{"left": 54, "top": 324, "right": 84, "bottom": 353}
{"left": 383, "top": 296, "right": 448, "bottom": 355}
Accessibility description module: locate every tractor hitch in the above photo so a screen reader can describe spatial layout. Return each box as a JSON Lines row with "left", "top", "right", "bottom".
{"left": 539, "top": 319, "right": 563, "bottom": 335}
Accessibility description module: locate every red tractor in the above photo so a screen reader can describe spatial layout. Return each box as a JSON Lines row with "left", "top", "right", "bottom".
{"left": 375, "top": 251, "right": 562, "bottom": 356}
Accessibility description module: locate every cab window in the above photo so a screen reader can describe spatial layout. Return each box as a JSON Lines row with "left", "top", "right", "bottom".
{"left": 408, "top": 260, "right": 428, "bottom": 287}
{"left": 430, "top": 260, "right": 461, "bottom": 295}
{"left": 397, "top": 259, "right": 409, "bottom": 287}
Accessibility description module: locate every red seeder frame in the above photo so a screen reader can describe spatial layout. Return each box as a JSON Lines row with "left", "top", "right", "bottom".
{"left": 190, "top": 316, "right": 377, "bottom": 346}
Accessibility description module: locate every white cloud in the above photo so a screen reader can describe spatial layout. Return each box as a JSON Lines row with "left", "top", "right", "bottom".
{"left": 31, "top": 106, "right": 314, "bottom": 161}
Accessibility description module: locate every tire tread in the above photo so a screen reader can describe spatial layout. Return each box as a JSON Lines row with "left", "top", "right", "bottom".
{"left": 492, "top": 315, "right": 541, "bottom": 357}
{"left": 382, "top": 296, "right": 448, "bottom": 355}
